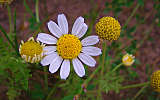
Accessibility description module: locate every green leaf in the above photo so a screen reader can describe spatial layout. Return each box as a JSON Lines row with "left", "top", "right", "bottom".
{"left": 24, "top": 0, "right": 34, "bottom": 17}
{"left": 7, "top": 87, "right": 20, "bottom": 100}
{"left": 62, "top": 95, "right": 74, "bottom": 100}
{"left": 138, "top": 0, "right": 144, "bottom": 6}
{"left": 128, "top": 68, "right": 138, "bottom": 79}
{"left": 87, "top": 84, "right": 95, "bottom": 91}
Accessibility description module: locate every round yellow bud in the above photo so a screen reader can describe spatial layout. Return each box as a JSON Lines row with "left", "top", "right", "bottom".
{"left": 95, "top": 17, "right": 121, "bottom": 41}
{"left": 151, "top": 70, "right": 160, "bottom": 92}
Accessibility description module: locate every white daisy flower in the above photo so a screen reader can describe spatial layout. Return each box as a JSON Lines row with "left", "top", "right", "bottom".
{"left": 37, "top": 14, "right": 102, "bottom": 79}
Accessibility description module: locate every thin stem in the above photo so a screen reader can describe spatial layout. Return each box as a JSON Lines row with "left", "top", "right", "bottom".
{"left": 0, "top": 25, "right": 15, "bottom": 49}
{"left": 24, "top": 0, "right": 34, "bottom": 18}
{"left": 101, "top": 41, "right": 107, "bottom": 76}
{"left": 112, "top": 63, "right": 123, "bottom": 72}
{"left": 123, "top": 4, "right": 140, "bottom": 30}
{"left": 79, "top": 66, "right": 101, "bottom": 94}
{"left": 85, "top": 66, "right": 101, "bottom": 85}
{"left": 97, "top": 41, "right": 107, "bottom": 100}
{"left": 35, "top": 0, "right": 40, "bottom": 23}
{"left": 46, "top": 81, "right": 60, "bottom": 100}
{"left": 121, "top": 4, "right": 140, "bottom": 35}
{"left": 43, "top": 67, "right": 48, "bottom": 93}
{"left": 87, "top": 0, "right": 98, "bottom": 35}
{"left": 120, "top": 81, "right": 150, "bottom": 90}
{"left": 132, "top": 85, "right": 148, "bottom": 100}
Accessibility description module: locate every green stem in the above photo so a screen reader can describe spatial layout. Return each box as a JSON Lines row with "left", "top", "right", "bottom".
{"left": 101, "top": 41, "right": 107, "bottom": 76}
{"left": 85, "top": 66, "right": 101, "bottom": 85}
{"left": 120, "top": 81, "right": 150, "bottom": 90}
{"left": 0, "top": 25, "right": 15, "bottom": 49}
{"left": 44, "top": 67, "right": 48, "bottom": 92}
{"left": 124, "top": 4, "right": 139, "bottom": 28}
{"left": 112, "top": 63, "right": 123, "bottom": 72}
{"left": 87, "top": 0, "right": 98, "bottom": 35}
{"left": 79, "top": 66, "right": 101, "bottom": 94}
{"left": 35, "top": 0, "right": 40, "bottom": 23}
{"left": 45, "top": 81, "right": 61, "bottom": 100}
{"left": 122, "top": 4, "right": 140, "bottom": 33}
{"left": 24, "top": 0, "right": 34, "bottom": 18}
{"left": 132, "top": 85, "right": 148, "bottom": 100}
{"left": 97, "top": 41, "right": 107, "bottom": 100}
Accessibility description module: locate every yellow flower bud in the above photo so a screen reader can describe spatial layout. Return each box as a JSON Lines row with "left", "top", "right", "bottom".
{"left": 95, "top": 17, "right": 121, "bottom": 41}
{"left": 122, "top": 53, "right": 135, "bottom": 66}
{"left": 151, "top": 70, "right": 160, "bottom": 92}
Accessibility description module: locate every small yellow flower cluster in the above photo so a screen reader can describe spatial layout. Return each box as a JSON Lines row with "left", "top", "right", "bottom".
{"left": 95, "top": 17, "right": 121, "bottom": 41}
{"left": 151, "top": 70, "right": 160, "bottom": 92}
{"left": 19, "top": 37, "right": 45, "bottom": 63}
{"left": 57, "top": 34, "right": 82, "bottom": 59}
{"left": 122, "top": 53, "right": 135, "bottom": 66}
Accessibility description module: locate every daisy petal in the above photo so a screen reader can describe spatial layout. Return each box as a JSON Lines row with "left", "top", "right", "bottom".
{"left": 49, "top": 53, "right": 63, "bottom": 73}
{"left": 76, "top": 23, "right": 88, "bottom": 38}
{"left": 82, "top": 46, "right": 102, "bottom": 56}
{"left": 43, "top": 46, "right": 57, "bottom": 55}
{"left": 81, "top": 35, "right": 99, "bottom": 46}
{"left": 58, "top": 14, "right": 68, "bottom": 34}
{"left": 78, "top": 53, "right": 96, "bottom": 67}
{"left": 60, "top": 60, "right": 70, "bottom": 79}
{"left": 72, "top": 58, "right": 85, "bottom": 77}
{"left": 37, "top": 33, "right": 57, "bottom": 44}
{"left": 48, "top": 20, "right": 63, "bottom": 38}
{"left": 41, "top": 52, "right": 57, "bottom": 66}
{"left": 72, "top": 16, "right": 84, "bottom": 35}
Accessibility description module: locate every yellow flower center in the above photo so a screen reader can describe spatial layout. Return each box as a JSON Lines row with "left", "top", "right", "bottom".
{"left": 126, "top": 56, "right": 133, "bottom": 62}
{"left": 57, "top": 34, "right": 82, "bottom": 59}
{"left": 95, "top": 17, "right": 121, "bottom": 41}
{"left": 20, "top": 41, "right": 43, "bottom": 58}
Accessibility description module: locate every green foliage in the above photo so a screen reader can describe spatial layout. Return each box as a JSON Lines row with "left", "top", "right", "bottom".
{"left": 28, "top": 17, "right": 41, "bottom": 31}
{"left": 125, "top": 40, "right": 137, "bottom": 54}
{"left": 30, "top": 83, "right": 45, "bottom": 100}
{"left": 99, "top": 72, "right": 124, "bottom": 94}
{"left": 127, "top": 68, "right": 139, "bottom": 80}
{"left": 137, "top": 0, "right": 144, "bottom": 6}
{"left": 0, "top": 37, "right": 31, "bottom": 100}
{"left": 126, "top": 25, "right": 137, "bottom": 39}
{"left": 104, "top": 0, "right": 134, "bottom": 15}
{"left": 62, "top": 95, "right": 74, "bottom": 100}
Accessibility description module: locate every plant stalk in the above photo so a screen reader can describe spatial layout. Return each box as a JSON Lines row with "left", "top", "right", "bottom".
{"left": 35, "top": 0, "right": 40, "bottom": 23}
{"left": 120, "top": 81, "right": 150, "bottom": 90}
{"left": 44, "top": 67, "right": 48, "bottom": 92}
{"left": 112, "top": 63, "right": 123, "bottom": 72}
{"left": 132, "top": 85, "right": 148, "bottom": 100}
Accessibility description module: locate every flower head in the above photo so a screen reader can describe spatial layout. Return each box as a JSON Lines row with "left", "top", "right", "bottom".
{"left": 19, "top": 37, "right": 45, "bottom": 63}
{"left": 122, "top": 53, "right": 135, "bottom": 66}
{"left": 37, "top": 14, "right": 102, "bottom": 79}
{"left": 151, "top": 70, "right": 160, "bottom": 92}
{"left": 0, "top": 0, "right": 13, "bottom": 5}
{"left": 95, "top": 17, "right": 121, "bottom": 41}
